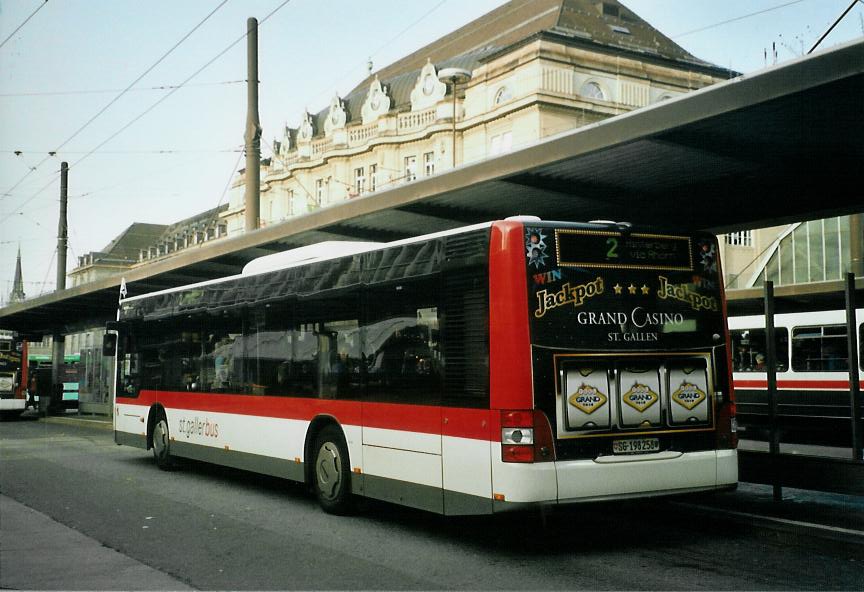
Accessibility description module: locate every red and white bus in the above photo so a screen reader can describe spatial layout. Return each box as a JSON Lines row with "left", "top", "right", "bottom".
{"left": 730, "top": 308, "right": 864, "bottom": 440}
{"left": 111, "top": 218, "right": 738, "bottom": 514}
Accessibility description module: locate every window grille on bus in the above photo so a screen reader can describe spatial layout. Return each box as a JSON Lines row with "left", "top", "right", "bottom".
{"left": 442, "top": 231, "right": 490, "bottom": 407}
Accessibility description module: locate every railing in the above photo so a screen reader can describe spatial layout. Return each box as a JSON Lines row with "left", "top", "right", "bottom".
{"left": 311, "top": 138, "right": 332, "bottom": 157}
{"left": 398, "top": 108, "right": 436, "bottom": 132}
{"left": 349, "top": 123, "right": 378, "bottom": 146}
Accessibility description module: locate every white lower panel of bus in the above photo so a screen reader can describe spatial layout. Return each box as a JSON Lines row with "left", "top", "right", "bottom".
{"left": 442, "top": 436, "right": 492, "bottom": 500}
{"left": 363, "top": 445, "right": 442, "bottom": 489}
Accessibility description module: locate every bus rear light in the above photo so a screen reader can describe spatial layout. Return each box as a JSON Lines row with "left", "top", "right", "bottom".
{"left": 502, "top": 444, "right": 535, "bottom": 462}
{"left": 502, "top": 427, "right": 534, "bottom": 445}
{"left": 500, "top": 409, "right": 556, "bottom": 463}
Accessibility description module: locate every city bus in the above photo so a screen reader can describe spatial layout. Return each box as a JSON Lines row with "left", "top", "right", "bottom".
{"left": 729, "top": 308, "right": 864, "bottom": 441}
{"left": 111, "top": 218, "right": 738, "bottom": 515}
{"left": 0, "top": 332, "right": 26, "bottom": 417}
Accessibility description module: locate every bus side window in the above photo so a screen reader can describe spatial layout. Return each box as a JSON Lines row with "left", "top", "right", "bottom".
{"left": 731, "top": 328, "right": 789, "bottom": 372}
{"left": 202, "top": 310, "right": 243, "bottom": 393}
{"left": 860, "top": 324, "right": 864, "bottom": 371}
{"left": 364, "top": 280, "right": 441, "bottom": 406}
{"left": 295, "top": 295, "right": 361, "bottom": 400}
{"left": 792, "top": 324, "right": 848, "bottom": 372}
{"left": 118, "top": 333, "right": 142, "bottom": 397}
{"left": 244, "top": 302, "right": 292, "bottom": 396}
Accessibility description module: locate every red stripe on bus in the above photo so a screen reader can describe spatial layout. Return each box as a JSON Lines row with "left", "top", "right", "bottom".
{"left": 734, "top": 379, "right": 864, "bottom": 390}
{"left": 120, "top": 390, "right": 362, "bottom": 425}
{"left": 117, "top": 391, "right": 497, "bottom": 441}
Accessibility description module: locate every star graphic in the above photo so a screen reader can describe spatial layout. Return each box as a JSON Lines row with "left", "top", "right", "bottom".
{"left": 627, "top": 284, "right": 637, "bottom": 295}
{"left": 613, "top": 283, "right": 622, "bottom": 295}
{"left": 641, "top": 284, "right": 650, "bottom": 295}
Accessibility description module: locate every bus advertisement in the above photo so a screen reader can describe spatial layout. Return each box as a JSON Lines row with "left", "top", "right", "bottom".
{"left": 111, "top": 219, "right": 737, "bottom": 515}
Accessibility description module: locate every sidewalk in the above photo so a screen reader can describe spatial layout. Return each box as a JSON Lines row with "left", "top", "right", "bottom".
{"left": 0, "top": 495, "right": 192, "bottom": 590}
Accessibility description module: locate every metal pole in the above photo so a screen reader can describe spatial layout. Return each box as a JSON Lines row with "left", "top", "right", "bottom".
{"left": 49, "top": 161, "right": 69, "bottom": 415}
{"left": 845, "top": 273, "right": 862, "bottom": 460}
{"left": 244, "top": 17, "right": 261, "bottom": 233}
{"left": 56, "top": 161, "right": 68, "bottom": 292}
{"left": 764, "top": 280, "right": 782, "bottom": 500}
{"left": 451, "top": 83, "right": 457, "bottom": 168}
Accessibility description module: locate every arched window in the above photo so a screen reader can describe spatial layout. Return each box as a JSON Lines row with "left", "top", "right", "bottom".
{"left": 580, "top": 81, "right": 606, "bottom": 101}
{"left": 493, "top": 86, "right": 513, "bottom": 105}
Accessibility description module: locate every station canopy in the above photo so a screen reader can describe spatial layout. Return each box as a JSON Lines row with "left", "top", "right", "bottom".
{"left": 1, "top": 39, "right": 862, "bottom": 336}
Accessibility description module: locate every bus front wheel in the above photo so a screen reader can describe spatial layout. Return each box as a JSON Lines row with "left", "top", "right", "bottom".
{"left": 313, "top": 425, "right": 352, "bottom": 514}
{"left": 152, "top": 414, "right": 174, "bottom": 471}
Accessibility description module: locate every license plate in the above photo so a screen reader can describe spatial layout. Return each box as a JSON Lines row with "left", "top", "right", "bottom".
{"left": 612, "top": 437, "right": 660, "bottom": 455}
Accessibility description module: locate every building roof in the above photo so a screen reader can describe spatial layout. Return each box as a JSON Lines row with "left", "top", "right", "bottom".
{"left": 154, "top": 204, "right": 228, "bottom": 244}
{"left": 312, "top": 0, "right": 731, "bottom": 130}
{"left": 98, "top": 223, "right": 167, "bottom": 263}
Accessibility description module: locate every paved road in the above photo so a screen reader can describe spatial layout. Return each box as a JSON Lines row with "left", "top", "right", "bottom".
{"left": 1, "top": 418, "right": 862, "bottom": 590}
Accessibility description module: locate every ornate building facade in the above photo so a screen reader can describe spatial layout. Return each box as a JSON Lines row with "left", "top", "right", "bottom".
{"left": 221, "top": 0, "right": 735, "bottom": 234}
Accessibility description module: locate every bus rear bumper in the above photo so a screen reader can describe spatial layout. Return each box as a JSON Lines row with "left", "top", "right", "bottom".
{"left": 492, "top": 448, "right": 738, "bottom": 508}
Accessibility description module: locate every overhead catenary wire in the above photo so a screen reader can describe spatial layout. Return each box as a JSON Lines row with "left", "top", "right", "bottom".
{"left": 0, "top": 0, "right": 48, "bottom": 51}
{"left": 670, "top": 0, "right": 808, "bottom": 39}
{"left": 1, "top": 0, "right": 294, "bottom": 225}
{"left": 0, "top": 79, "right": 246, "bottom": 98}
{"left": 0, "top": 0, "right": 230, "bottom": 207}
{"left": 808, "top": 0, "right": 862, "bottom": 53}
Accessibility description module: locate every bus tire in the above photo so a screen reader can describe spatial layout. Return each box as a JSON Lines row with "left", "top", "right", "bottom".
{"left": 152, "top": 413, "right": 175, "bottom": 471}
{"left": 312, "top": 425, "right": 352, "bottom": 514}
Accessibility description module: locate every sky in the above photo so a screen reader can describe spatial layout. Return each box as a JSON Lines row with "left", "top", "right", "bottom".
{"left": 1, "top": 0, "right": 862, "bottom": 305}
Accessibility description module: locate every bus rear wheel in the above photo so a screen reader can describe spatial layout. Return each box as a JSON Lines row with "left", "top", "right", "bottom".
{"left": 152, "top": 414, "right": 174, "bottom": 471}
{"left": 313, "top": 425, "right": 352, "bottom": 514}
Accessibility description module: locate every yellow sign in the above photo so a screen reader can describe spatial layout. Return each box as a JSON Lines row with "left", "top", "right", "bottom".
{"left": 569, "top": 384, "right": 607, "bottom": 414}
{"left": 622, "top": 383, "right": 659, "bottom": 412}
{"left": 672, "top": 382, "right": 707, "bottom": 410}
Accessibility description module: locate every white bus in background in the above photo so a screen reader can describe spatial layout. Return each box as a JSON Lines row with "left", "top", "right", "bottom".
{"left": 729, "top": 308, "right": 864, "bottom": 441}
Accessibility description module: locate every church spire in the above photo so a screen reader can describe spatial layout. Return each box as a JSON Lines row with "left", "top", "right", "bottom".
{"left": 9, "top": 246, "right": 25, "bottom": 304}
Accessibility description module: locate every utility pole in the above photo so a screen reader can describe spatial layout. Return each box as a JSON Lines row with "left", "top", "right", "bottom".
{"left": 48, "top": 161, "right": 68, "bottom": 415}
{"left": 849, "top": 213, "right": 863, "bottom": 278}
{"left": 244, "top": 17, "right": 261, "bottom": 233}
{"left": 437, "top": 68, "right": 472, "bottom": 169}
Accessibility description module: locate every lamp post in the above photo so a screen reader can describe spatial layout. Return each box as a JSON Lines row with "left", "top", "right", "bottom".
{"left": 437, "top": 67, "right": 472, "bottom": 169}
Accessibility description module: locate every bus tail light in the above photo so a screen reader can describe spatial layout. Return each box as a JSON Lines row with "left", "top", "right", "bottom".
{"left": 501, "top": 410, "right": 556, "bottom": 463}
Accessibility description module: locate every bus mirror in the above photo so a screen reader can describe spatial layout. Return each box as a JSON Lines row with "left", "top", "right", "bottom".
{"left": 102, "top": 333, "right": 117, "bottom": 357}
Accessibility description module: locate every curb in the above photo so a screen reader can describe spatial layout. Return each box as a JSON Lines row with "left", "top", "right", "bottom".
{"left": 673, "top": 500, "right": 864, "bottom": 550}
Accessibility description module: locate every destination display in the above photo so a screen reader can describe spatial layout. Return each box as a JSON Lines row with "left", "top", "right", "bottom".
{"left": 554, "top": 229, "right": 693, "bottom": 271}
